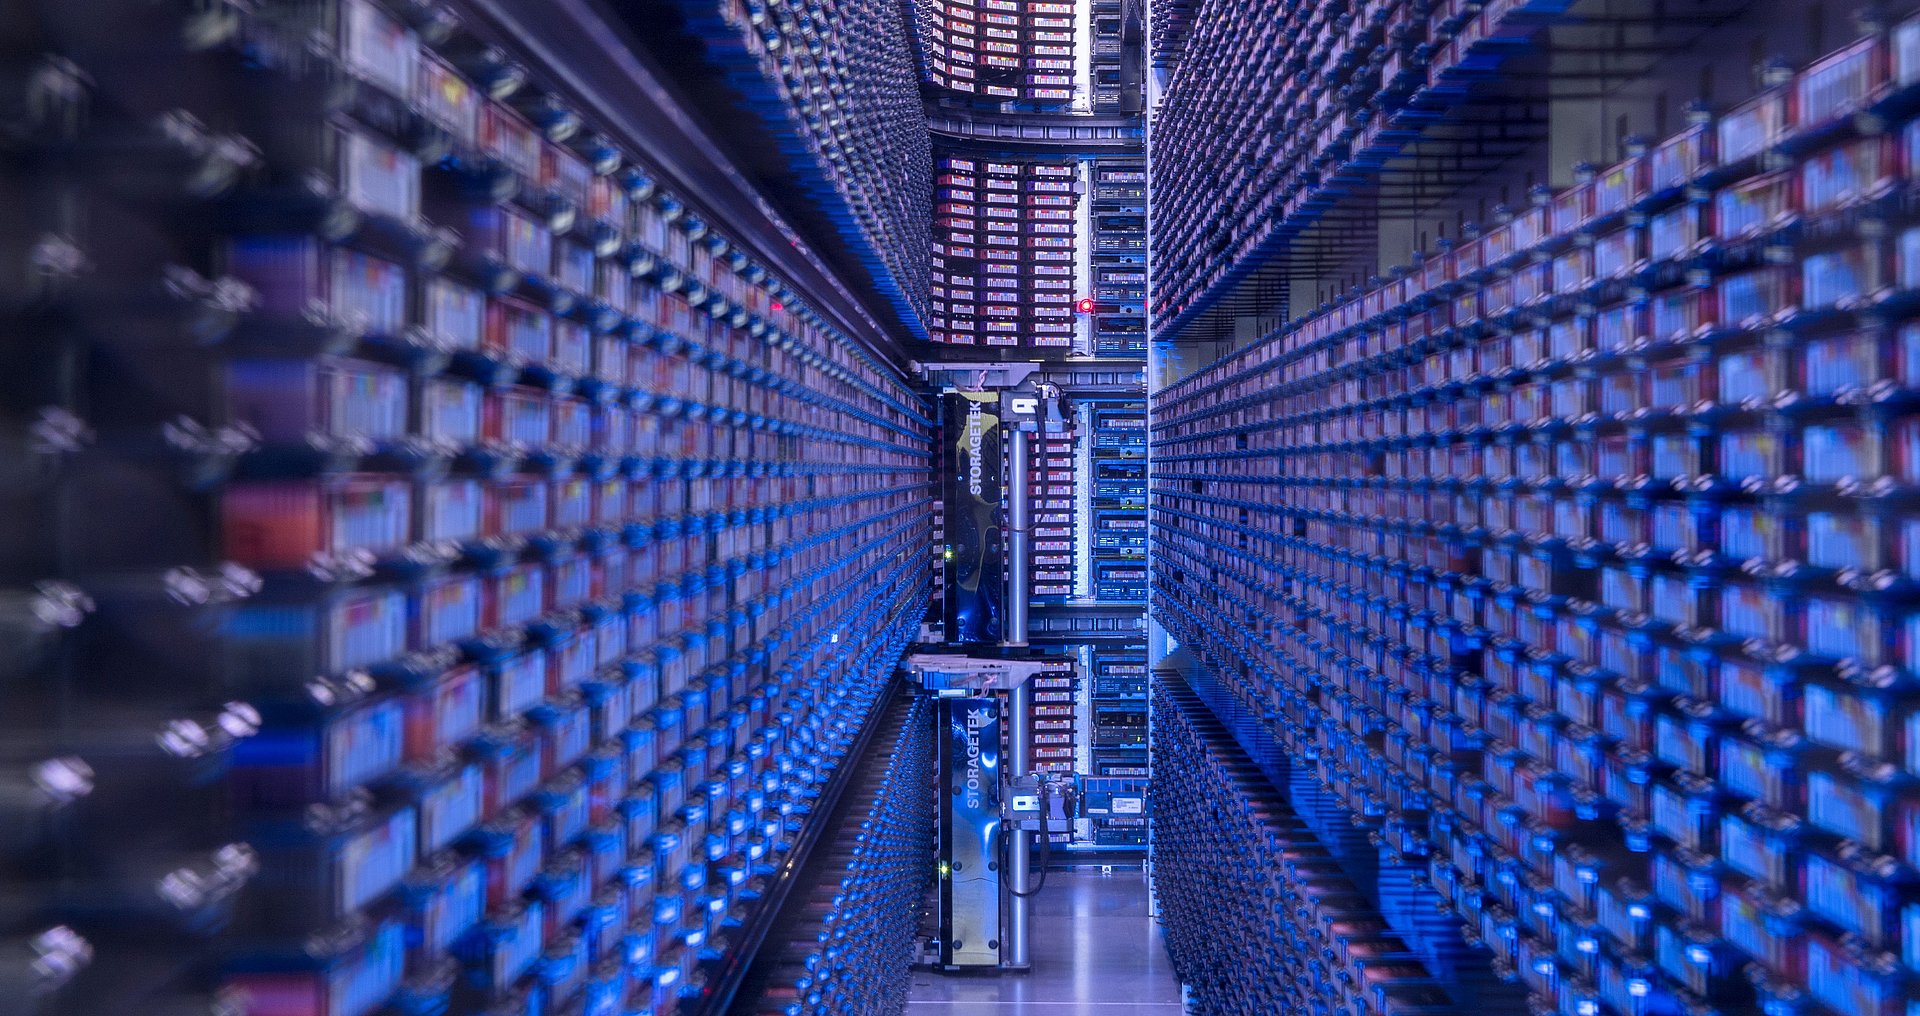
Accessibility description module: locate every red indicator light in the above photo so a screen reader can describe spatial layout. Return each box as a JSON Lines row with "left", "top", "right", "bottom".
{"left": 1075, "top": 298, "right": 1096, "bottom": 314}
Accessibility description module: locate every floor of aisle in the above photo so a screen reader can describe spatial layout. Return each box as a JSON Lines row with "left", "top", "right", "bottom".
{"left": 907, "top": 866, "right": 1186, "bottom": 1015}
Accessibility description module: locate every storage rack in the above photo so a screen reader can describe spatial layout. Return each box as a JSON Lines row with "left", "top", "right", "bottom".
{"left": 1088, "top": 402, "right": 1147, "bottom": 603}
{"left": 1149, "top": 0, "right": 1589, "bottom": 339}
{"left": 1088, "top": 0, "right": 1144, "bottom": 113}
{"left": 914, "top": 0, "right": 1151, "bottom": 859}
{"left": 929, "top": 399, "right": 951, "bottom": 617}
{"left": 931, "top": 156, "right": 1081, "bottom": 349}
{"left": 3, "top": 2, "right": 941, "bottom": 1014}
{"left": 917, "top": 0, "right": 1152, "bottom": 864}
{"left": 1149, "top": 0, "right": 1199, "bottom": 71}
{"left": 1028, "top": 657, "right": 1082, "bottom": 784}
{"left": 1083, "top": 388, "right": 1147, "bottom": 837}
{"left": 1087, "top": 643, "right": 1148, "bottom": 844}
{"left": 646, "top": 0, "right": 935, "bottom": 338}
{"left": 0, "top": 2, "right": 262, "bottom": 982}
{"left": 997, "top": 371, "right": 1146, "bottom": 848}
{"left": 1031, "top": 415, "right": 1078, "bottom": 602}
{"left": 1078, "top": 773, "right": 1148, "bottom": 844}
{"left": 1089, "top": 158, "right": 1148, "bottom": 359}
{"left": 1152, "top": 14, "right": 1920, "bottom": 1015}
{"left": 1089, "top": 697, "right": 1146, "bottom": 755}
{"left": 726, "top": 690, "right": 936, "bottom": 1016}
{"left": 931, "top": 504, "right": 949, "bottom": 615}
{"left": 1027, "top": 602, "right": 1151, "bottom": 642}
{"left": 1152, "top": 670, "right": 1522, "bottom": 1013}
{"left": 1075, "top": 368, "right": 1144, "bottom": 622}
{"left": 921, "top": 0, "right": 1079, "bottom": 106}
{"left": 1084, "top": 608, "right": 1147, "bottom": 810}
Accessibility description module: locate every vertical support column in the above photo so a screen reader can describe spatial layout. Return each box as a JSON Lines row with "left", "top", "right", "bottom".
{"left": 1005, "top": 423, "right": 1033, "bottom": 969}
{"left": 1006, "top": 427, "right": 1032, "bottom": 647}
{"left": 1005, "top": 676, "right": 1034, "bottom": 970}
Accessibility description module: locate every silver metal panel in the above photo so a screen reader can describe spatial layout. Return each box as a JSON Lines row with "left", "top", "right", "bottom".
{"left": 1005, "top": 679, "right": 1034, "bottom": 969}
{"left": 1006, "top": 427, "right": 1031, "bottom": 647}
{"left": 939, "top": 696, "right": 1002, "bottom": 967}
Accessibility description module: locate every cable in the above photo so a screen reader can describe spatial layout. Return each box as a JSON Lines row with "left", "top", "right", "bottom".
{"left": 1031, "top": 778, "right": 1053, "bottom": 892}
{"left": 1004, "top": 778, "right": 1051, "bottom": 898}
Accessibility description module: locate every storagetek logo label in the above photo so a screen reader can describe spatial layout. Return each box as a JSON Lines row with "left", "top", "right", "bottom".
{"left": 964, "top": 704, "right": 992, "bottom": 810}
{"left": 966, "top": 400, "right": 986, "bottom": 498}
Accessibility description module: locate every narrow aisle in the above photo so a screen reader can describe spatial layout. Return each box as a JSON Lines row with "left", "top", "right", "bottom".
{"left": 908, "top": 867, "right": 1186, "bottom": 1015}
